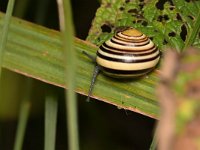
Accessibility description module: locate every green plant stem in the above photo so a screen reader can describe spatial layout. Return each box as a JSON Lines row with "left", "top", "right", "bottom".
{"left": 57, "top": 0, "right": 79, "bottom": 150}
{"left": 0, "top": 0, "right": 16, "bottom": 77}
{"left": 44, "top": 90, "right": 58, "bottom": 150}
{"left": 13, "top": 100, "right": 30, "bottom": 150}
{"left": 149, "top": 132, "right": 157, "bottom": 150}
{"left": 183, "top": 9, "right": 200, "bottom": 51}
{"left": 13, "top": 79, "right": 32, "bottom": 150}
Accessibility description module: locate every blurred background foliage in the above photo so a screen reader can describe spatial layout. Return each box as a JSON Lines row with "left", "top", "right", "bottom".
{"left": 0, "top": 0, "right": 155, "bottom": 150}
{"left": 87, "top": 0, "right": 200, "bottom": 51}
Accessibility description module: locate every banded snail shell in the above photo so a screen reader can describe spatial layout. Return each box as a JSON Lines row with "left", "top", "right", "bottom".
{"left": 96, "top": 27, "right": 160, "bottom": 77}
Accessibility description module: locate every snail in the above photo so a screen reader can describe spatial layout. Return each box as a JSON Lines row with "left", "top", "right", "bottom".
{"left": 83, "top": 27, "right": 160, "bottom": 101}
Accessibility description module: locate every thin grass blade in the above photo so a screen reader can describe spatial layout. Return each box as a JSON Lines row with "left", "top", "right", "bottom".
{"left": 13, "top": 79, "right": 31, "bottom": 150}
{"left": 0, "top": 0, "right": 16, "bottom": 77}
{"left": 44, "top": 90, "right": 58, "bottom": 150}
{"left": 13, "top": 0, "right": 29, "bottom": 18}
{"left": 34, "top": 0, "right": 50, "bottom": 24}
{"left": 57, "top": 0, "right": 79, "bottom": 150}
{"left": 149, "top": 132, "right": 157, "bottom": 150}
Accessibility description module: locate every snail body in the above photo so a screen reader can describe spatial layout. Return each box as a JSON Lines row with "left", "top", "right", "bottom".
{"left": 83, "top": 27, "right": 160, "bottom": 100}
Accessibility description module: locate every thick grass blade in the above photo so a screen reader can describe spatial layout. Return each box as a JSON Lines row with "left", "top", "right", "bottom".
{"left": 0, "top": 12, "right": 160, "bottom": 119}
{"left": 0, "top": 0, "right": 15, "bottom": 77}
{"left": 44, "top": 90, "right": 58, "bottom": 150}
{"left": 57, "top": 0, "right": 79, "bottom": 150}
{"left": 13, "top": 79, "right": 31, "bottom": 150}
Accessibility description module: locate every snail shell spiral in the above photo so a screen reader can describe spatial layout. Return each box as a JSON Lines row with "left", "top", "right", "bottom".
{"left": 96, "top": 28, "right": 160, "bottom": 77}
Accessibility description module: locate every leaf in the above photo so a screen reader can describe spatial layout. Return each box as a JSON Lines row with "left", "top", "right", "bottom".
{"left": 87, "top": 0, "right": 200, "bottom": 51}
{"left": 0, "top": 12, "right": 160, "bottom": 119}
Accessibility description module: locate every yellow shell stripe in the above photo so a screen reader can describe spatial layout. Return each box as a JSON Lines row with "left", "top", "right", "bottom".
{"left": 111, "top": 37, "right": 150, "bottom": 46}
{"left": 96, "top": 57, "right": 160, "bottom": 70}
{"left": 98, "top": 49, "right": 160, "bottom": 60}
{"left": 100, "top": 44, "right": 157, "bottom": 54}
{"left": 105, "top": 40, "right": 155, "bottom": 50}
